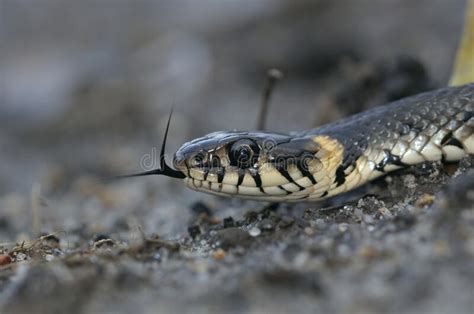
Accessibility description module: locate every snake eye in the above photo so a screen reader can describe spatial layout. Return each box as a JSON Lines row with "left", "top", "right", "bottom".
{"left": 191, "top": 152, "right": 206, "bottom": 167}
{"left": 229, "top": 140, "right": 259, "bottom": 168}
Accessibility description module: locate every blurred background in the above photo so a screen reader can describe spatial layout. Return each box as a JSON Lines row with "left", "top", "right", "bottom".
{"left": 0, "top": 0, "right": 466, "bottom": 240}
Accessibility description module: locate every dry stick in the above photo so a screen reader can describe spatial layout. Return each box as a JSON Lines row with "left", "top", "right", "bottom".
{"left": 30, "top": 183, "right": 42, "bottom": 238}
{"left": 256, "top": 68, "right": 284, "bottom": 130}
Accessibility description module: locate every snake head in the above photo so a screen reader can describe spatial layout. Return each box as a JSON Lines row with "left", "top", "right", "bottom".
{"left": 173, "top": 131, "right": 324, "bottom": 200}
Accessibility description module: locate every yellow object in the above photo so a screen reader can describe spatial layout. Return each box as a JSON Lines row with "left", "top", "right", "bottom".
{"left": 450, "top": 0, "right": 474, "bottom": 86}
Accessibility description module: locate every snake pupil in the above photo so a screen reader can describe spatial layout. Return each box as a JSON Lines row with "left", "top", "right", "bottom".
{"left": 193, "top": 152, "right": 206, "bottom": 167}
{"left": 229, "top": 140, "right": 259, "bottom": 168}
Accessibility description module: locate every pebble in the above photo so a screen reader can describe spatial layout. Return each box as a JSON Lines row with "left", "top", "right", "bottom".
{"left": 378, "top": 207, "right": 393, "bottom": 218}
{"left": 15, "top": 252, "right": 27, "bottom": 262}
{"left": 212, "top": 227, "right": 253, "bottom": 249}
{"left": 415, "top": 193, "right": 435, "bottom": 208}
{"left": 338, "top": 223, "right": 349, "bottom": 232}
{"left": 45, "top": 255, "right": 55, "bottom": 262}
{"left": 248, "top": 227, "right": 261, "bottom": 237}
{"left": 315, "top": 219, "right": 326, "bottom": 229}
{"left": 212, "top": 249, "right": 226, "bottom": 261}
{"left": 363, "top": 215, "right": 375, "bottom": 224}
{"left": 304, "top": 227, "right": 315, "bottom": 236}
{"left": 0, "top": 254, "right": 12, "bottom": 266}
{"left": 258, "top": 218, "right": 274, "bottom": 231}
{"left": 279, "top": 216, "right": 295, "bottom": 228}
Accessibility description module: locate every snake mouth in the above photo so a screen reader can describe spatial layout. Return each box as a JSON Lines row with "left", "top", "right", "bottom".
{"left": 173, "top": 131, "right": 325, "bottom": 198}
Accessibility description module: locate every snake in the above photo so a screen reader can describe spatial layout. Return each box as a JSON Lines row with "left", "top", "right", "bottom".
{"left": 169, "top": 84, "right": 474, "bottom": 202}
{"left": 122, "top": 1, "right": 474, "bottom": 202}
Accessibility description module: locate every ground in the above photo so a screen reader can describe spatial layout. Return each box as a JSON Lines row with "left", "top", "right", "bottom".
{"left": 0, "top": 1, "right": 473, "bottom": 313}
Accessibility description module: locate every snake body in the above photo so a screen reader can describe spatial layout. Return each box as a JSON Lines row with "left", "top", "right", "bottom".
{"left": 173, "top": 83, "right": 474, "bottom": 202}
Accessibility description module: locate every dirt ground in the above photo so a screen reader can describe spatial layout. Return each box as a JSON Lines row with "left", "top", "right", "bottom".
{"left": 0, "top": 1, "right": 473, "bottom": 313}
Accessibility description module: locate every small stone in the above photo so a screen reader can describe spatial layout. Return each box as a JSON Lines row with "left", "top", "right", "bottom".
{"left": 212, "top": 249, "right": 226, "bottom": 261}
{"left": 45, "top": 255, "right": 55, "bottom": 262}
{"left": 212, "top": 227, "right": 253, "bottom": 249}
{"left": 223, "top": 217, "right": 235, "bottom": 228}
{"left": 208, "top": 217, "right": 221, "bottom": 225}
{"left": 403, "top": 175, "right": 417, "bottom": 189}
{"left": 378, "top": 207, "right": 393, "bottom": 218}
{"left": 315, "top": 219, "right": 326, "bottom": 229}
{"left": 415, "top": 193, "right": 435, "bottom": 208}
{"left": 259, "top": 218, "right": 274, "bottom": 231}
{"left": 187, "top": 225, "right": 201, "bottom": 239}
{"left": 15, "top": 252, "right": 27, "bottom": 262}
{"left": 363, "top": 215, "right": 375, "bottom": 224}
{"left": 338, "top": 223, "right": 349, "bottom": 232}
{"left": 248, "top": 227, "right": 261, "bottom": 237}
{"left": 0, "top": 254, "right": 12, "bottom": 266}
{"left": 279, "top": 216, "right": 295, "bottom": 228}
{"left": 304, "top": 227, "right": 315, "bottom": 236}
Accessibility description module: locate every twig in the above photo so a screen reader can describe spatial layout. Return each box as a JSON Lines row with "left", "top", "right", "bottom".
{"left": 256, "top": 68, "right": 284, "bottom": 130}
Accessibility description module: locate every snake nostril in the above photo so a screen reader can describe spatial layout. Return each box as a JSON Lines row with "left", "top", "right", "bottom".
{"left": 173, "top": 153, "right": 186, "bottom": 169}
{"left": 194, "top": 152, "right": 206, "bottom": 165}
{"left": 211, "top": 155, "right": 221, "bottom": 167}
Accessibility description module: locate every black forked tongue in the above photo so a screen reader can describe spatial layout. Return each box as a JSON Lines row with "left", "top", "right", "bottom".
{"left": 111, "top": 108, "right": 185, "bottom": 180}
